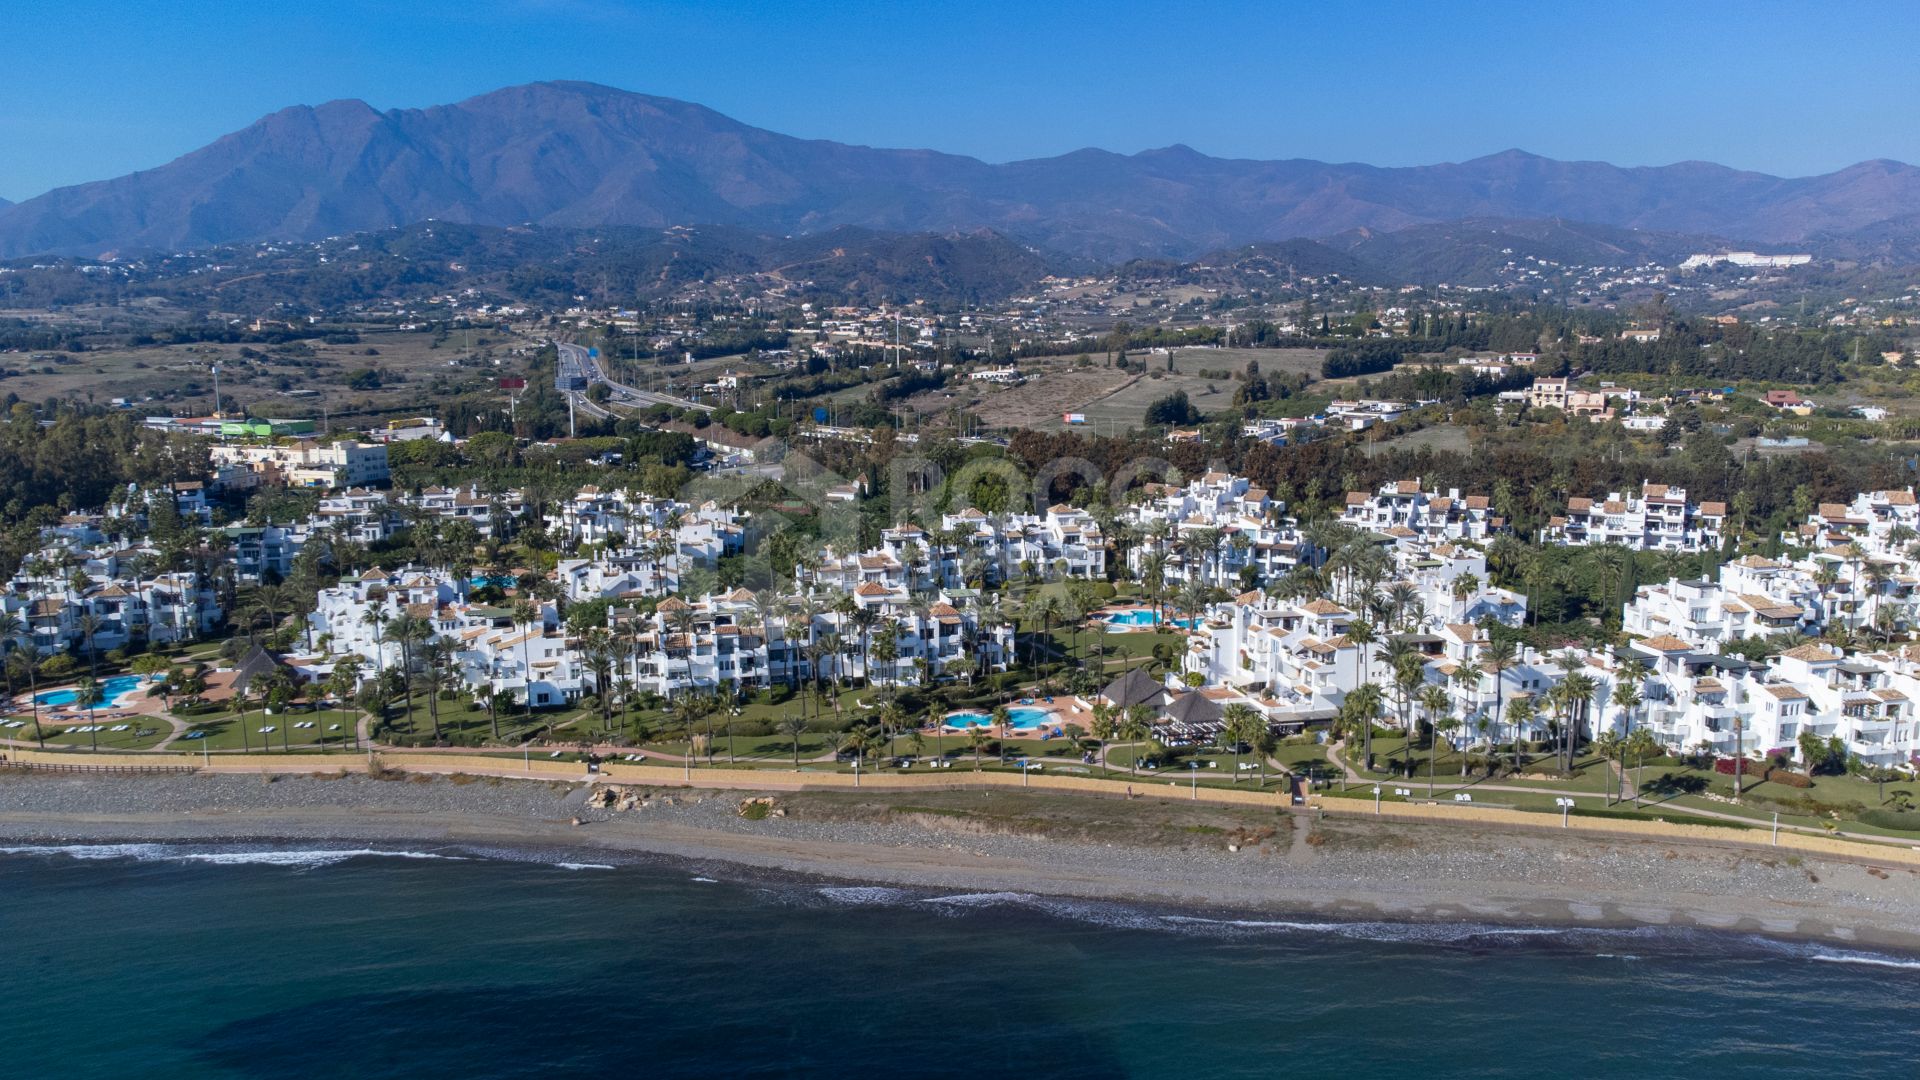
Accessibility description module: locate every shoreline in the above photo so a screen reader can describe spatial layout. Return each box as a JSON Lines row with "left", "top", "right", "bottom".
{"left": 7, "top": 771, "right": 1920, "bottom": 955}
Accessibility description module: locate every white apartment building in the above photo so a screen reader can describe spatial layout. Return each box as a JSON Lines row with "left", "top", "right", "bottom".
{"left": 1340, "top": 480, "right": 1501, "bottom": 543}
{"left": 1542, "top": 483, "right": 1726, "bottom": 551}
{"left": 210, "top": 440, "right": 390, "bottom": 490}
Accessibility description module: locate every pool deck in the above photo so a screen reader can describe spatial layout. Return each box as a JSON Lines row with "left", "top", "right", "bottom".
{"left": 11, "top": 678, "right": 172, "bottom": 726}
{"left": 1089, "top": 605, "right": 1160, "bottom": 633}
{"left": 935, "top": 694, "right": 1100, "bottom": 738}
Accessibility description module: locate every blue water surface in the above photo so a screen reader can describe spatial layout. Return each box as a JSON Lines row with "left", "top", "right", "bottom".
{"left": 1, "top": 845, "right": 1917, "bottom": 1079}
{"left": 36, "top": 673, "right": 151, "bottom": 707}
{"left": 946, "top": 706, "right": 1055, "bottom": 731}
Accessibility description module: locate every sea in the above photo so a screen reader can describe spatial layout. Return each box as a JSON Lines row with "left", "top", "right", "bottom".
{"left": 3, "top": 842, "right": 1917, "bottom": 1079}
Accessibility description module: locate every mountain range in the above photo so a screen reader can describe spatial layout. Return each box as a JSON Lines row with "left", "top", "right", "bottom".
{"left": 3, "top": 80, "right": 1917, "bottom": 263}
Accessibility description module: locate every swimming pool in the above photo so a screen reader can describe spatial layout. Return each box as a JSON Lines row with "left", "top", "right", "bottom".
{"left": 36, "top": 674, "right": 154, "bottom": 708}
{"left": 469, "top": 574, "right": 517, "bottom": 590}
{"left": 1102, "top": 610, "right": 1199, "bottom": 629}
{"left": 945, "top": 706, "right": 1055, "bottom": 732}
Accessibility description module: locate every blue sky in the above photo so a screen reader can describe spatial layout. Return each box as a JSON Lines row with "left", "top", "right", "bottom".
{"left": 2, "top": 0, "right": 1915, "bottom": 201}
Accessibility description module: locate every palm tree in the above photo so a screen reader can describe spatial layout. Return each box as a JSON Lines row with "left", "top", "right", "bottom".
{"left": 1345, "top": 620, "right": 1377, "bottom": 697}
{"left": 0, "top": 610, "right": 24, "bottom": 679}
{"left": 6, "top": 651, "right": 43, "bottom": 749}
{"left": 849, "top": 605, "right": 879, "bottom": 687}
{"left": 966, "top": 722, "right": 986, "bottom": 771}
{"left": 1505, "top": 696, "right": 1536, "bottom": 770}
{"left": 1626, "top": 727, "right": 1659, "bottom": 807}
{"left": 1121, "top": 704, "right": 1154, "bottom": 776}
{"left": 1593, "top": 730, "right": 1622, "bottom": 805}
{"left": 76, "top": 612, "right": 105, "bottom": 684}
{"left": 74, "top": 677, "right": 101, "bottom": 752}
{"left": 1610, "top": 678, "right": 1642, "bottom": 798}
{"left": 361, "top": 604, "right": 392, "bottom": 682}
{"left": 1343, "top": 681, "right": 1384, "bottom": 771}
{"left": 233, "top": 683, "right": 252, "bottom": 754}
{"left": 780, "top": 714, "right": 808, "bottom": 768}
{"left": 382, "top": 615, "right": 424, "bottom": 735}
{"left": 1419, "top": 684, "right": 1453, "bottom": 792}
{"left": 670, "top": 693, "right": 715, "bottom": 766}
{"left": 581, "top": 627, "right": 616, "bottom": 734}
{"left": 1221, "top": 702, "right": 1260, "bottom": 783}
{"left": 511, "top": 599, "right": 539, "bottom": 729}
{"left": 1559, "top": 670, "right": 1598, "bottom": 772}
{"left": 878, "top": 702, "right": 906, "bottom": 761}
{"left": 1025, "top": 592, "right": 1061, "bottom": 675}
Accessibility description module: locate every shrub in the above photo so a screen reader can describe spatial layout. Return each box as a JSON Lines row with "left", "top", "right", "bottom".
{"left": 1764, "top": 767, "right": 1811, "bottom": 789}
{"left": 1859, "top": 808, "right": 1920, "bottom": 833}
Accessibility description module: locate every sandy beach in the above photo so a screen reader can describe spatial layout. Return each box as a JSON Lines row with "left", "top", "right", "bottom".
{"left": 4, "top": 769, "right": 1920, "bottom": 952}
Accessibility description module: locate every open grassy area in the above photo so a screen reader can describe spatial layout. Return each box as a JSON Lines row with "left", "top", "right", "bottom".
{"left": 174, "top": 707, "right": 363, "bottom": 752}
{"left": 1380, "top": 423, "right": 1473, "bottom": 454}
{"left": 0, "top": 328, "right": 525, "bottom": 416}
{"left": 9, "top": 716, "right": 173, "bottom": 751}
{"left": 1165, "top": 346, "right": 1323, "bottom": 379}
{"left": 1032, "top": 370, "right": 1236, "bottom": 434}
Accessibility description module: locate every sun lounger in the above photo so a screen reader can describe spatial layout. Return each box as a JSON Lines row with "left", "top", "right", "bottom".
{"left": 549, "top": 750, "right": 563, "bottom": 758}
{"left": 110, "top": 724, "right": 131, "bottom": 732}
{"left": 328, "top": 724, "right": 341, "bottom": 731}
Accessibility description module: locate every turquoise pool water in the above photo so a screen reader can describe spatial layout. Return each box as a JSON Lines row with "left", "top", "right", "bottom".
{"left": 945, "top": 706, "right": 1055, "bottom": 731}
{"left": 1103, "top": 610, "right": 1199, "bottom": 629}
{"left": 37, "top": 674, "right": 151, "bottom": 707}
{"left": 469, "top": 574, "right": 517, "bottom": 590}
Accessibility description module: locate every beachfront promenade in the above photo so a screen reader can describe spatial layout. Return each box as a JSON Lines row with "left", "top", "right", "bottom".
{"left": 7, "top": 747, "right": 1919, "bottom": 871}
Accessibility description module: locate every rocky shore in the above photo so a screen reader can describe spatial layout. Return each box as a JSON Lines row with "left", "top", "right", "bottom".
{"left": 5, "top": 769, "right": 1920, "bottom": 951}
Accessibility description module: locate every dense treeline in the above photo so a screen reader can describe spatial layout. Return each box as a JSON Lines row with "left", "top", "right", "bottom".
{"left": 1569, "top": 318, "right": 1884, "bottom": 384}
{"left": 1322, "top": 344, "right": 1404, "bottom": 379}
{"left": 0, "top": 407, "right": 210, "bottom": 576}
{"left": 999, "top": 414, "right": 1907, "bottom": 547}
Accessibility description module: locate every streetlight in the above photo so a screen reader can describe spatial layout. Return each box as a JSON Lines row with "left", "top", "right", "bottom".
{"left": 1372, "top": 785, "right": 1381, "bottom": 814}
{"left": 1555, "top": 796, "right": 1575, "bottom": 827}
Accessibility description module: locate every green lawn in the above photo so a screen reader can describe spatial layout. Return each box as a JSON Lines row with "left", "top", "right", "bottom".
{"left": 374, "top": 696, "right": 564, "bottom": 746}
{"left": 12, "top": 715, "right": 173, "bottom": 751}
{"left": 1050, "top": 626, "right": 1180, "bottom": 666}
{"left": 177, "top": 708, "right": 363, "bottom": 752}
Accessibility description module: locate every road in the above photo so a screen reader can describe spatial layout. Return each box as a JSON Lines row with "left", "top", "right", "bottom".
{"left": 555, "top": 341, "right": 713, "bottom": 416}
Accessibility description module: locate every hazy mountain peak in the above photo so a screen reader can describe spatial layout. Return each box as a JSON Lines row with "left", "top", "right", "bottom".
{"left": 0, "top": 81, "right": 1914, "bottom": 261}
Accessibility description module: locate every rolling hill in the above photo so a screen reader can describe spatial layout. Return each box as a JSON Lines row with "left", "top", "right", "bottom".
{"left": 2, "top": 81, "right": 1917, "bottom": 262}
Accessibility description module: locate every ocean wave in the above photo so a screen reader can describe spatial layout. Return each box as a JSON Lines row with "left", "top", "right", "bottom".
{"left": 0, "top": 843, "right": 463, "bottom": 869}
{"left": 555, "top": 862, "right": 616, "bottom": 872}
{"left": 1157, "top": 914, "right": 1605, "bottom": 945}
{"left": 817, "top": 885, "right": 917, "bottom": 905}
{"left": 1808, "top": 951, "right": 1920, "bottom": 970}
{"left": 917, "top": 890, "right": 1175, "bottom": 930}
